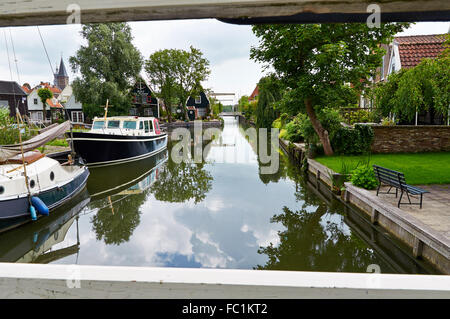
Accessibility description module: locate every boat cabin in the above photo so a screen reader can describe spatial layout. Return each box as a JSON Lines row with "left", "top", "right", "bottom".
{"left": 90, "top": 116, "right": 162, "bottom": 136}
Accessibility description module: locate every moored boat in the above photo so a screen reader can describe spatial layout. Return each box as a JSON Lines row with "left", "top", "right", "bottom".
{"left": 68, "top": 116, "right": 167, "bottom": 167}
{"left": 0, "top": 121, "right": 89, "bottom": 231}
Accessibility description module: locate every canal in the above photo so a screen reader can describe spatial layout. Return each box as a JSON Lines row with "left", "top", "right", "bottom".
{"left": 0, "top": 117, "right": 440, "bottom": 274}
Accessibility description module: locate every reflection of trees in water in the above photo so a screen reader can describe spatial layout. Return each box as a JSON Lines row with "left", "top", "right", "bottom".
{"left": 256, "top": 204, "right": 377, "bottom": 272}
{"left": 149, "top": 139, "right": 213, "bottom": 204}
{"left": 150, "top": 159, "right": 212, "bottom": 204}
{"left": 91, "top": 192, "right": 146, "bottom": 245}
{"left": 255, "top": 147, "right": 376, "bottom": 272}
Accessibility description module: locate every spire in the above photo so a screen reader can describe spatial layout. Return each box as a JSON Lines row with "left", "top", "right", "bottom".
{"left": 58, "top": 56, "right": 68, "bottom": 77}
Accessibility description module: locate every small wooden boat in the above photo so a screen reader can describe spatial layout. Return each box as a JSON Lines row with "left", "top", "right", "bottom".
{"left": 68, "top": 116, "right": 168, "bottom": 167}
{"left": 0, "top": 121, "right": 89, "bottom": 231}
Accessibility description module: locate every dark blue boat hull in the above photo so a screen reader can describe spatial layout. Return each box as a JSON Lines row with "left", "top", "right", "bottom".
{"left": 69, "top": 132, "right": 168, "bottom": 167}
{"left": 0, "top": 168, "right": 89, "bottom": 228}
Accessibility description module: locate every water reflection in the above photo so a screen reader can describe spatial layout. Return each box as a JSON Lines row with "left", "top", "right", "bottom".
{"left": 87, "top": 150, "right": 168, "bottom": 245}
{"left": 0, "top": 189, "right": 89, "bottom": 263}
{"left": 0, "top": 117, "right": 440, "bottom": 273}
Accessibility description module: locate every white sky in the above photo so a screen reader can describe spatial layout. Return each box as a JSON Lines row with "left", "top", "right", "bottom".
{"left": 0, "top": 21, "right": 448, "bottom": 104}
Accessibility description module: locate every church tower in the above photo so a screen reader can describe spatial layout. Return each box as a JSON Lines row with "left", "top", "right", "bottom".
{"left": 54, "top": 57, "right": 69, "bottom": 90}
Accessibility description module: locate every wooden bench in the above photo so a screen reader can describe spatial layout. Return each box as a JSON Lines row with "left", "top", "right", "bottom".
{"left": 373, "top": 165, "right": 429, "bottom": 209}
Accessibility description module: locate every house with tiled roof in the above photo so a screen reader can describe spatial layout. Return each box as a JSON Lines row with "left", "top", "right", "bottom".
{"left": 373, "top": 34, "right": 448, "bottom": 125}
{"left": 27, "top": 82, "right": 64, "bottom": 124}
{"left": 378, "top": 34, "right": 447, "bottom": 82}
{"left": 248, "top": 86, "right": 259, "bottom": 102}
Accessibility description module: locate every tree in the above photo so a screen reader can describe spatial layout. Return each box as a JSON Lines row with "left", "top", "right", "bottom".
{"left": 255, "top": 75, "right": 283, "bottom": 128}
{"left": 250, "top": 23, "right": 408, "bottom": 155}
{"left": 145, "top": 49, "right": 181, "bottom": 122}
{"left": 145, "top": 46, "right": 210, "bottom": 121}
{"left": 70, "top": 23, "right": 143, "bottom": 120}
{"left": 37, "top": 88, "right": 53, "bottom": 123}
{"left": 374, "top": 55, "right": 450, "bottom": 122}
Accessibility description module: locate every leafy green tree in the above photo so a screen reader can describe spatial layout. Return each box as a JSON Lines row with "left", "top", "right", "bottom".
{"left": 70, "top": 23, "right": 143, "bottom": 120}
{"left": 250, "top": 23, "right": 408, "bottom": 155}
{"left": 255, "top": 75, "right": 283, "bottom": 128}
{"left": 145, "top": 46, "right": 210, "bottom": 121}
{"left": 37, "top": 88, "right": 53, "bottom": 122}
{"left": 374, "top": 55, "right": 450, "bottom": 122}
{"left": 145, "top": 49, "right": 181, "bottom": 122}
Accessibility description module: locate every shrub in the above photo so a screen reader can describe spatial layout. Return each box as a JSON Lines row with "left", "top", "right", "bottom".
{"left": 347, "top": 109, "right": 374, "bottom": 125}
{"left": 381, "top": 117, "right": 396, "bottom": 126}
{"left": 284, "top": 108, "right": 343, "bottom": 145}
{"left": 351, "top": 166, "right": 379, "bottom": 190}
{"left": 279, "top": 128, "right": 287, "bottom": 140}
{"left": 332, "top": 124, "right": 374, "bottom": 155}
{"left": 0, "top": 109, "right": 31, "bottom": 145}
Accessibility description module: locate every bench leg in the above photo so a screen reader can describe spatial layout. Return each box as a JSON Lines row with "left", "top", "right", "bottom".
{"left": 420, "top": 193, "right": 423, "bottom": 209}
{"left": 398, "top": 191, "right": 403, "bottom": 208}
{"left": 395, "top": 188, "right": 398, "bottom": 198}
{"left": 406, "top": 191, "right": 412, "bottom": 204}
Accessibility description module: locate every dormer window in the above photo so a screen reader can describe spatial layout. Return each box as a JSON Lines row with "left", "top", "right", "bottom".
{"left": 195, "top": 96, "right": 201, "bottom": 104}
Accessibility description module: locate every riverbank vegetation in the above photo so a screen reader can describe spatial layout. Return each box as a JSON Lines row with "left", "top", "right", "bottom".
{"left": 246, "top": 25, "right": 449, "bottom": 159}
{"left": 316, "top": 152, "right": 450, "bottom": 185}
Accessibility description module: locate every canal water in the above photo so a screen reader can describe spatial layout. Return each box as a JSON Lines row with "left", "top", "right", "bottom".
{"left": 0, "top": 117, "right": 439, "bottom": 274}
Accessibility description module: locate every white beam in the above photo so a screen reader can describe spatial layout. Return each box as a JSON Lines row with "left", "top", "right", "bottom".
{"left": 0, "top": 263, "right": 449, "bottom": 298}
{"left": 0, "top": 0, "right": 448, "bottom": 27}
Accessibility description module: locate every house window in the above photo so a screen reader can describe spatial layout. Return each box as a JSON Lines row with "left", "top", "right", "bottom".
{"left": 146, "top": 95, "right": 152, "bottom": 103}
{"left": 132, "top": 95, "right": 137, "bottom": 103}
{"left": 71, "top": 111, "right": 84, "bottom": 123}
{"left": 144, "top": 108, "right": 153, "bottom": 116}
{"left": 130, "top": 108, "right": 138, "bottom": 116}
{"left": 0, "top": 100, "right": 8, "bottom": 109}
{"left": 34, "top": 98, "right": 38, "bottom": 105}
{"left": 31, "top": 111, "right": 43, "bottom": 122}
{"left": 195, "top": 96, "right": 201, "bottom": 104}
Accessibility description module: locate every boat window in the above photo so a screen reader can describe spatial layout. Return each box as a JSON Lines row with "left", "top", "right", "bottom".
{"left": 93, "top": 121, "right": 105, "bottom": 129}
{"left": 108, "top": 120, "right": 120, "bottom": 128}
{"left": 139, "top": 121, "right": 144, "bottom": 130}
{"left": 149, "top": 120, "right": 153, "bottom": 131}
{"left": 123, "top": 121, "right": 137, "bottom": 130}
{"left": 144, "top": 121, "right": 150, "bottom": 133}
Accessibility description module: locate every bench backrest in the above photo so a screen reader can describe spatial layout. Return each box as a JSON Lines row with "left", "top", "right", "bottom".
{"left": 373, "top": 165, "right": 406, "bottom": 189}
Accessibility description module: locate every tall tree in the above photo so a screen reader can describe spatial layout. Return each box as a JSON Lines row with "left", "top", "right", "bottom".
{"left": 145, "top": 46, "right": 210, "bottom": 121}
{"left": 70, "top": 23, "right": 143, "bottom": 120}
{"left": 145, "top": 49, "right": 180, "bottom": 122}
{"left": 37, "top": 88, "right": 53, "bottom": 123}
{"left": 251, "top": 23, "right": 408, "bottom": 155}
{"left": 374, "top": 55, "right": 450, "bottom": 122}
{"left": 255, "top": 75, "right": 283, "bottom": 128}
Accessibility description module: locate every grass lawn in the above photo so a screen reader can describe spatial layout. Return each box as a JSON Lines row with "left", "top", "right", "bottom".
{"left": 315, "top": 152, "right": 450, "bottom": 185}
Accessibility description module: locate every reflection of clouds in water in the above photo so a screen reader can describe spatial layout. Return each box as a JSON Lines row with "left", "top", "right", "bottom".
{"left": 203, "top": 197, "right": 226, "bottom": 213}
{"left": 51, "top": 118, "right": 296, "bottom": 269}
{"left": 206, "top": 118, "right": 258, "bottom": 164}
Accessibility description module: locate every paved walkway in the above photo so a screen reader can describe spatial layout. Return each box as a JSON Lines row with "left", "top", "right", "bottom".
{"left": 370, "top": 184, "right": 450, "bottom": 239}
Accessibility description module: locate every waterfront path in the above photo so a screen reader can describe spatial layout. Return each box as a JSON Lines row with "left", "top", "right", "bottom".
{"left": 369, "top": 184, "right": 450, "bottom": 239}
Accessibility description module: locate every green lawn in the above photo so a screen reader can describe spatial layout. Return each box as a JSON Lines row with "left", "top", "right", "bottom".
{"left": 315, "top": 152, "right": 450, "bottom": 185}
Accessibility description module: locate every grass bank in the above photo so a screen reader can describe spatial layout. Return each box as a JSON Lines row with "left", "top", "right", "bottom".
{"left": 315, "top": 152, "right": 450, "bottom": 185}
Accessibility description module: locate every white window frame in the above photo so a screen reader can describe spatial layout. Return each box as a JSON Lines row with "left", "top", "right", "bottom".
{"left": 144, "top": 108, "right": 153, "bottom": 116}
{"left": 194, "top": 96, "right": 201, "bottom": 104}
{"left": 71, "top": 111, "right": 84, "bottom": 123}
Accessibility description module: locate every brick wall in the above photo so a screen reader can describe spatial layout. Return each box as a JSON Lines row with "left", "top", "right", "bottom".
{"left": 371, "top": 125, "right": 450, "bottom": 153}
